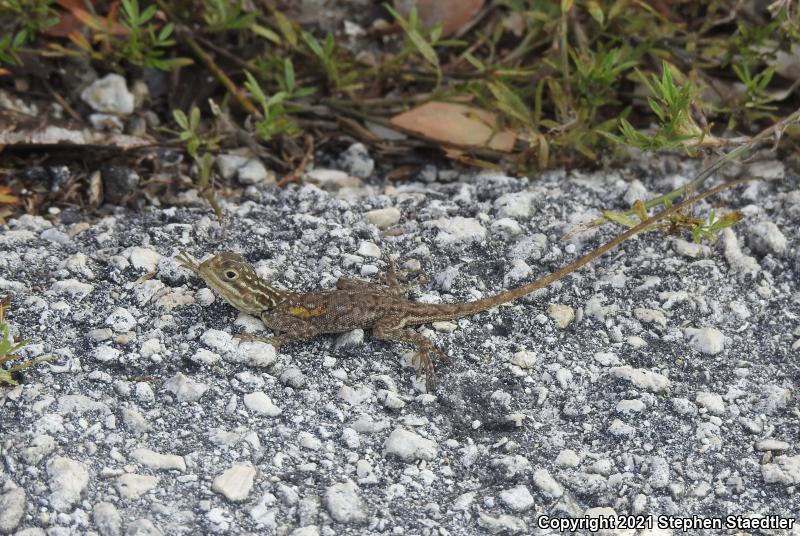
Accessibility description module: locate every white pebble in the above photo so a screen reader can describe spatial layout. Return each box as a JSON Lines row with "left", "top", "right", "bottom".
{"left": 364, "top": 207, "right": 400, "bottom": 229}
{"left": 47, "top": 457, "right": 89, "bottom": 511}
{"left": 243, "top": 392, "right": 282, "bottom": 416}
{"left": 384, "top": 427, "right": 437, "bottom": 462}
{"left": 685, "top": 327, "right": 725, "bottom": 355}
{"left": 213, "top": 464, "right": 256, "bottom": 502}
{"left": 81, "top": 74, "right": 134, "bottom": 114}
{"left": 324, "top": 481, "right": 367, "bottom": 524}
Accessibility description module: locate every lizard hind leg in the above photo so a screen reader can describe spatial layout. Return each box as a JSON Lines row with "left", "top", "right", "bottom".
{"left": 373, "top": 318, "right": 450, "bottom": 391}
{"left": 335, "top": 257, "right": 405, "bottom": 297}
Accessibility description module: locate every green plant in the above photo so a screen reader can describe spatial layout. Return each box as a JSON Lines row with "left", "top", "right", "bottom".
{"left": 615, "top": 62, "right": 710, "bottom": 151}
{"left": 54, "top": 0, "right": 193, "bottom": 70}
{"left": 244, "top": 59, "right": 314, "bottom": 141}
{"left": 172, "top": 106, "right": 220, "bottom": 159}
{"left": 301, "top": 31, "right": 360, "bottom": 91}
{"left": 117, "top": 0, "right": 190, "bottom": 69}
{"left": 732, "top": 64, "right": 777, "bottom": 112}
{"left": 0, "top": 0, "right": 58, "bottom": 64}
{"left": 690, "top": 209, "right": 744, "bottom": 242}
{"left": 201, "top": 0, "right": 255, "bottom": 32}
{"left": 0, "top": 297, "right": 48, "bottom": 386}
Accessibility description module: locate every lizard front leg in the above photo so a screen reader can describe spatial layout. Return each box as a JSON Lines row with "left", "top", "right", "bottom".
{"left": 335, "top": 256, "right": 417, "bottom": 297}
{"left": 237, "top": 310, "right": 324, "bottom": 351}
{"left": 373, "top": 317, "right": 450, "bottom": 391}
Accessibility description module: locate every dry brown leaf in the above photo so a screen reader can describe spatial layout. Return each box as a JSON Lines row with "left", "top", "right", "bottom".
{"left": 393, "top": 0, "right": 485, "bottom": 38}
{"left": 0, "top": 186, "right": 20, "bottom": 205}
{"left": 390, "top": 101, "right": 516, "bottom": 151}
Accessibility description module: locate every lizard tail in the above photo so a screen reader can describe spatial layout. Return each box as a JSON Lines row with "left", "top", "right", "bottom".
{"left": 408, "top": 178, "right": 751, "bottom": 325}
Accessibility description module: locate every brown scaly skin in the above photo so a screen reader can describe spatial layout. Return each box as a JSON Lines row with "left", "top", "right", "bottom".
{"left": 176, "top": 179, "right": 747, "bottom": 391}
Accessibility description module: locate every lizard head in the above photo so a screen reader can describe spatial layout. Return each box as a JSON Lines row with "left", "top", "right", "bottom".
{"left": 176, "top": 250, "right": 284, "bottom": 314}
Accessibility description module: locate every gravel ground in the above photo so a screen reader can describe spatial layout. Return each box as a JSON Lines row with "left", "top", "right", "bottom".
{"left": 1, "top": 151, "right": 798, "bottom": 536}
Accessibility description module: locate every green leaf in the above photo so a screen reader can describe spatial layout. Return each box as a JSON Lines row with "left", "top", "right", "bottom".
{"left": 385, "top": 5, "right": 439, "bottom": 68}
{"left": 273, "top": 10, "right": 297, "bottom": 47}
{"left": 251, "top": 23, "right": 281, "bottom": 44}
{"left": 173, "top": 109, "right": 189, "bottom": 129}
{"left": 284, "top": 58, "right": 295, "bottom": 92}
{"left": 464, "top": 52, "right": 485, "bottom": 72}
{"left": 603, "top": 210, "right": 638, "bottom": 228}
{"left": 487, "top": 81, "right": 530, "bottom": 124}
{"left": 302, "top": 31, "right": 324, "bottom": 58}
{"left": 586, "top": 0, "right": 604, "bottom": 25}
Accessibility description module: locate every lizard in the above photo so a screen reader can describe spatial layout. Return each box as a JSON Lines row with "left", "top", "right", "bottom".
{"left": 176, "top": 179, "right": 744, "bottom": 391}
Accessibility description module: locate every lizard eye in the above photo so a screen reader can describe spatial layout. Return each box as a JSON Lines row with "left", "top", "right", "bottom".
{"left": 224, "top": 270, "right": 238, "bottom": 280}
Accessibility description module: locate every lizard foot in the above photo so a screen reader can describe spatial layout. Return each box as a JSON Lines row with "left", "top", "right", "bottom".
{"left": 234, "top": 333, "right": 283, "bottom": 352}
{"left": 411, "top": 340, "right": 451, "bottom": 392}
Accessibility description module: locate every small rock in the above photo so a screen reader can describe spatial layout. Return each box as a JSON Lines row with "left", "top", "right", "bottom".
{"left": 685, "top": 327, "right": 725, "bottom": 355}
{"left": 125, "top": 518, "right": 163, "bottom": 536}
{"left": 555, "top": 449, "right": 580, "bottom": 467}
{"left": 364, "top": 207, "right": 400, "bottom": 229}
{"left": 216, "top": 154, "right": 249, "bottom": 180}
{"left": 504, "top": 259, "right": 532, "bottom": 286}
{"left": 324, "top": 481, "right": 367, "bottom": 524}
{"left": 129, "top": 247, "right": 161, "bottom": 272}
{"left": 338, "top": 385, "right": 372, "bottom": 405}
{"left": 722, "top": 228, "right": 760, "bottom": 275}
{"left": 106, "top": 307, "right": 137, "bottom": 332}
{"left": 377, "top": 389, "right": 406, "bottom": 410}
{"left": 428, "top": 217, "right": 487, "bottom": 249}
{"left": 51, "top": 279, "right": 94, "bottom": 301}
{"left": 22, "top": 434, "right": 56, "bottom": 464}
{"left": 547, "top": 304, "right": 574, "bottom": 329}
{"left": 494, "top": 191, "right": 538, "bottom": 219}
{"left": 509, "top": 350, "right": 537, "bottom": 369}
{"left": 672, "top": 238, "right": 711, "bottom": 259}
{"left": 624, "top": 179, "right": 648, "bottom": 206}
{"left": 40, "top": 228, "right": 70, "bottom": 245}
{"left": 243, "top": 391, "right": 282, "bottom": 416}
{"left": 135, "top": 382, "right": 155, "bottom": 404}
{"left": 695, "top": 391, "right": 725, "bottom": 415}
{"left": 357, "top": 241, "right": 381, "bottom": 258}
{"left": 122, "top": 408, "right": 150, "bottom": 434}
{"left": 238, "top": 158, "right": 273, "bottom": 185}
{"left": 610, "top": 366, "right": 671, "bottom": 392}
{"left": 748, "top": 221, "right": 788, "bottom": 256}
{"left": 298, "top": 431, "right": 322, "bottom": 451}
{"left": 477, "top": 513, "right": 526, "bottom": 534}
{"left": 608, "top": 419, "right": 635, "bottom": 437}
{"left": 648, "top": 456, "right": 670, "bottom": 488}
{"left": 747, "top": 160, "right": 785, "bottom": 180}
{"left": 116, "top": 473, "right": 158, "bottom": 499}
{"left": 213, "top": 463, "right": 256, "bottom": 502}
{"left": 163, "top": 372, "right": 208, "bottom": 402}
{"left": 761, "top": 455, "right": 800, "bottom": 485}
{"left": 93, "top": 502, "right": 122, "bottom": 536}
{"left": 384, "top": 427, "right": 438, "bottom": 462}
{"left": 756, "top": 439, "right": 791, "bottom": 452}
{"left": 279, "top": 367, "right": 307, "bottom": 388}
{"left": 0, "top": 487, "right": 26, "bottom": 533}
{"left": 498, "top": 485, "right": 534, "bottom": 512}
{"left": 339, "top": 142, "right": 374, "bottom": 178}
{"left": 81, "top": 74, "right": 134, "bottom": 114}
{"left": 334, "top": 329, "right": 364, "bottom": 350}
{"left": 305, "top": 168, "right": 361, "bottom": 190}
{"left": 634, "top": 308, "right": 667, "bottom": 328}
{"left": 101, "top": 165, "right": 140, "bottom": 204}
{"left": 533, "top": 468, "right": 563, "bottom": 498}
{"left": 131, "top": 448, "right": 186, "bottom": 471}
{"left": 492, "top": 217, "right": 523, "bottom": 239}
{"left": 93, "top": 344, "right": 121, "bottom": 363}
{"left": 47, "top": 456, "right": 89, "bottom": 511}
